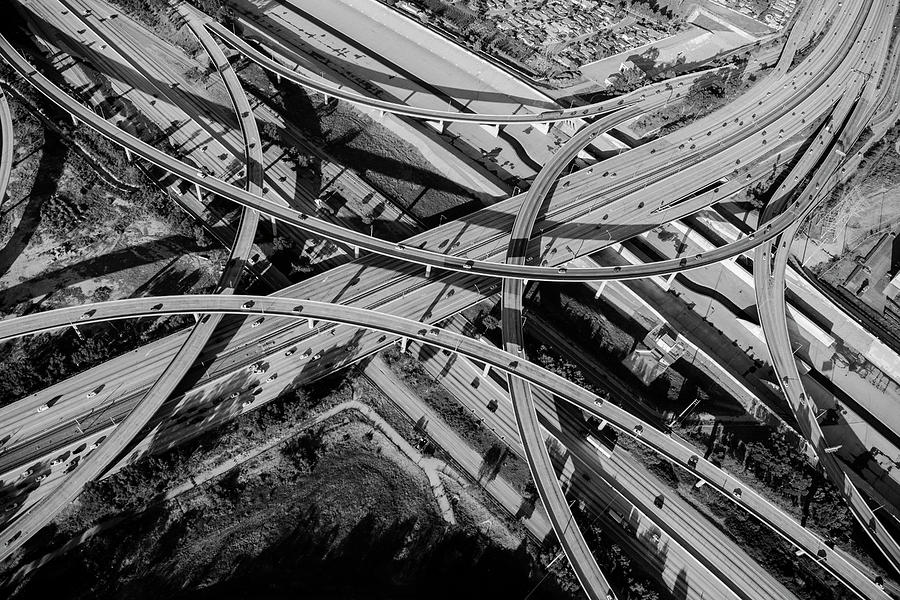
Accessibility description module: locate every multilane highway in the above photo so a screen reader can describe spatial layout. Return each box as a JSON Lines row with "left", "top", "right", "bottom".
{"left": 0, "top": 0, "right": 852, "bottom": 516}
{"left": 0, "top": 0, "right": 867, "bottom": 297}
{"left": 0, "top": 0, "right": 269, "bottom": 569}
{"left": 0, "top": 17, "right": 856, "bottom": 593}
{"left": 754, "top": 102, "right": 900, "bottom": 577}
{"left": 0, "top": 294, "right": 891, "bottom": 599}
{"left": 0, "top": 0, "right": 895, "bottom": 595}
{"left": 497, "top": 0, "right": 892, "bottom": 591}
{"left": 0, "top": 28, "right": 863, "bottom": 285}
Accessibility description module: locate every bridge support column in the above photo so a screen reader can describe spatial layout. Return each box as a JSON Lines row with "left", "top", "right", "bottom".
{"left": 425, "top": 264, "right": 432, "bottom": 278}
{"left": 480, "top": 124, "right": 500, "bottom": 137}
{"left": 275, "top": 73, "right": 281, "bottom": 84}
{"left": 400, "top": 337, "right": 409, "bottom": 353}
{"left": 354, "top": 246, "right": 360, "bottom": 259}
{"left": 308, "top": 319, "right": 315, "bottom": 330}
{"left": 482, "top": 362, "right": 491, "bottom": 378}
{"left": 192, "top": 313, "right": 199, "bottom": 323}
{"left": 195, "top": 182, "right": 202, "bottom": 203}
{"left": 71, "top": 114, "right": 79, "bottom": 127}
{"left": 534, "top": 122, "right": 550, "bottom": 135}
{"left": 124, "top": 148, "right": 132, "bottom": 162}
{"left": 70, "top": 323, "right": 84, "bottom": 341}
{"left": 270, "top": 216, "right": 277, "bottom": 236}
{"left": 594, "top": 280, "right": 607, "bottom": 299}
{"left": 663, "top": 272, "right": 677, "bottom": 290}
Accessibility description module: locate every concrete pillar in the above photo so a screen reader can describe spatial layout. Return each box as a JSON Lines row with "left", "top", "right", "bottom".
{"left": 425, "top": 120, "right": 444, "bottom": 133}
{"left": 400, "top": 337, "right": 409, "bottom": 353}
{"left": 354, "top": 246, "right": 360, "bottom": 259}
{"left": 270, "top": 215, "right": 277, "bottom": 236}
{"left": 275, "top": 73, "right": 281, "bottom": 84}
{"left": 71, "top": 114, "right": 79, "bottom": 127}
{"left": 192, "top": 313, "right": 199, "bottom": 323}
{"left": 308, "top": 319, "right": 315, "bottom": 330}
{"left": 594, "top": 280, "right": 608, "bottom": 299}
{"left": 534, "top": 121, "right": 550, "bottom": 135}
{"left": 124, "top": 147, "right": 132, "bottom": 162}
{"left": 425, "top": 264, "right": 432, "bottom": 278}
{"left": 663, "top": 272, "right": 677, "bottom": 290}
{"left": 480, "top": 123, "right": 500, "bottom": 137}
{"left": 195, "top": 182, "right": 202, "bottom": 203}
{"left": 482, "top": 362, "right": 491, "bottom": 378}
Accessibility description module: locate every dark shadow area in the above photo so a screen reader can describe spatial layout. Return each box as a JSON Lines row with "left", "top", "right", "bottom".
{"left": 0, "top": 128, "right": 65, "bottom": 281}
{"left": 0, "top": 235, "right": 201, "bottom": 308}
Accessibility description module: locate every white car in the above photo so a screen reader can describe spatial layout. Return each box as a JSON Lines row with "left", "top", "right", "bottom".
{"left": 86, "top": 391, "right": 97, "bottom": 399}
{"left": 36, "top": 404, "right": 49, "bottom": 413}
{"left": 251, "top": 318, "right": 264, "bottom": 328}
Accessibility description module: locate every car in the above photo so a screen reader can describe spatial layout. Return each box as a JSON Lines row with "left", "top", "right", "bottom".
{"left": 251, "top": 318, "right": 264, "bottom": 328}
{"left": 558, "top": 266, "right": 567, "bottom": 274}
{"left": 463, "top": 260, "right": 474, "bottom": 270}
{"left": 86, "top": 391, "right": 97, "bottom": 399}
{"left": 229, "top": 392, "right": 240, "bottom": 399}
{"left": 80, "top": 309, "right": 96, "bottom": 320}
{"left": 265, "top": 374, "right": 277, "bottom": 383}
{"left": 151, "top": 303, "right": 163, "bottom": 311}
{"left": 242, "top": 300, "right": 255, "bottom": 309}
{"left": 395, "top": 243, "right": 406, "bottom": 251}
{"left": 311, "top": 353, "right": 322, "bottom": 361}
{"left": 242, "top": 400, "right": 254, "bottom": 408}
{"left": 50, "top": 458, "right": 64, "bottom": 467}
{"left": 36, "top": 404, "right": 49, "bottom": 413}
{"left": 35, "top": 474, "right": 48, "bottom": 483}
{"left": 285, "top": 347, "right": 297, "bottom": 357}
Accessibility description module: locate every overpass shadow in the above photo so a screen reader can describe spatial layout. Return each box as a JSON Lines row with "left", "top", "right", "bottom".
{"left": 0, "top": 127, "right": 65, "bottom": 292}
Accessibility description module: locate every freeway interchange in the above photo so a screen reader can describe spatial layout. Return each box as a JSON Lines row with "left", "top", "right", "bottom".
{"left": 1, "top": 0, "right": 899, "bottom": 598}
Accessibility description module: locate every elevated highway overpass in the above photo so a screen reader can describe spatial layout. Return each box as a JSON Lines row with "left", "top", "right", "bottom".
{"left": 0, "top": 0, "right": 897, "bottom": 596}
{"left": 0, "top": 294, "right": 892, "bottom": 599}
